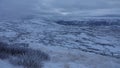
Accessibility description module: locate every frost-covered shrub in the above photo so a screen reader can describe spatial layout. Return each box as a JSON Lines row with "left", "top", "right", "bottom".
{"left": 10, "top": 57, "right": 43, "bottom": 68}
{"left": 0, "top": 42, "right": 26, "bottom": 56}
{"left": 0, "top": 42, "right": 50, "bottom": 68}
{"left": 10, "top": 49, "right": 49, "bottom": 68}
{"left": 0, "top": 52, "right": 9, "bottom": 59}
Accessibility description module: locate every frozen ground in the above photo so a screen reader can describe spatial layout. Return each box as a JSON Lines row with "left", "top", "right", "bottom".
{"left": 0, "top": 17, "right": 120, "bottom": 68}
{"left": 0, "top": 60, "right": 22, "bottom": 68}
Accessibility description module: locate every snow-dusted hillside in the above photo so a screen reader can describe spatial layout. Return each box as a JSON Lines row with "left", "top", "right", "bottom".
{"left": 0, "top": 17, "right": 120, "bottom": 68}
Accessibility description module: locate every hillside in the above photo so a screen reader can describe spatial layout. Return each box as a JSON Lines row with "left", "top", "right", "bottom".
{"left": 0, "top": 17, "right": 120, "bottom": 68}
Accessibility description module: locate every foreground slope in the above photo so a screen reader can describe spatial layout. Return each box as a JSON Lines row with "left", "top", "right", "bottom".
{"left": 0, "top": 17, "right": 120, "bottom": 68}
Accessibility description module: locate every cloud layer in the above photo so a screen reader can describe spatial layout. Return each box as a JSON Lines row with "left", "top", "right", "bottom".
{"left": 0, "top": 0, "right": 39, "bottom": 19}
{"left": 39, "top": 0, "right": 120, "bottom": 16}
{"left": 0, "top": 0, "right": 120, "bottom": 19}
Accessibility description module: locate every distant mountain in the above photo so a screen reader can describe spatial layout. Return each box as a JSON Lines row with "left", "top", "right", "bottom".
{"left": 55, "top": 18, "right": 120, "bottom": 26}
{"left": 98, "top": 14, "right": 120, "bottom": 17}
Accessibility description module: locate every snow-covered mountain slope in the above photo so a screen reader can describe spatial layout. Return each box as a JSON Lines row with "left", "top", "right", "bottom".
{"left": 0, "top": 17, "right": 120, "bottom": 68}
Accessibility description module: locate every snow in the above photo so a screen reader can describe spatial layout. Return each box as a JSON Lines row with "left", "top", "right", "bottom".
{"left": 0, "top": 31, "right": 17, "bottom": 37}
{"left": 0, "top": 60, "right": 22, "bottom": 68}
{"left": 44, "top": 62, "right": 88, "bottom": 68}
{"left": 0, "top": 17, "right": 120, "bottom": 68}
{"left": 40, "top": 45, "right": 120, "bottom": 68}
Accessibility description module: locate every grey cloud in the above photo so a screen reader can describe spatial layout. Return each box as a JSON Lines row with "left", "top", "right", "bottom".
{"left": 0, "top": 0, "right": 120, "bottom": 18}
{"left": 0, "top": 0, "right": 39, "bottom": 19}
{"left": 37, "top": 0, "right": 120, "bottom": 16}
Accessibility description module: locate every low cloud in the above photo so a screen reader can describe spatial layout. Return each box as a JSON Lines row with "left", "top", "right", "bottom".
{"left": 0, "top": 0, "right": 120, "bottom": 19}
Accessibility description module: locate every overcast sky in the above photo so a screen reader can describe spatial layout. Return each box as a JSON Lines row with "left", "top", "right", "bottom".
{"left": 38, "top": 0, "right": 120, "bottom": 16}
{"left": 0, "top": 0, "right": 120, "bottom": 18}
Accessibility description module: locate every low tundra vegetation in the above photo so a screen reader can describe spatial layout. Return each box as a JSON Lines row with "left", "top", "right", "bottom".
{"left": 0, "top": 42, "right": 50, "bottom": 68}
